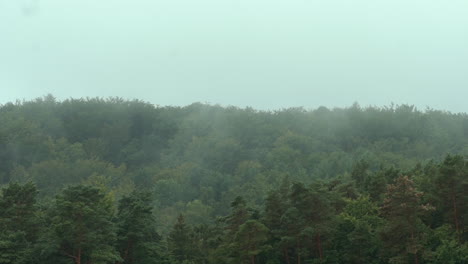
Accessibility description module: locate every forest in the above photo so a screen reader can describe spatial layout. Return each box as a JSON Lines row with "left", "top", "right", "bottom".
{"left": 0, "top": 95, "right": 467, "bottom": 264}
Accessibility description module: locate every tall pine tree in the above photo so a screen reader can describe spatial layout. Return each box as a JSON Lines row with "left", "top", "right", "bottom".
{"left": 116, "top": 191, "right": 163, "bottom": 264}
{"left": 49, "top": 185, "right": 120, "bottom": 264}
{"left": 380, "top": 176, "right": 432, "bottom": 264}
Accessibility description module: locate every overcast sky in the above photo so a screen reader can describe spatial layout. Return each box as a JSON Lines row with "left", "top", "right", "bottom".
{"left": 1, "top": 0, "right": 467, "bottom": 112}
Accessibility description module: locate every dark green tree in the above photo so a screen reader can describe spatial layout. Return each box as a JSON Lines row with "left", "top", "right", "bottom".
{"left": 116, "top": 191, "right": 163, "bottom": 264}
{"left": 49, "top": 185, "right": 120, "bottom": 264}
{"left": 434, "top": 155, "right": 467, "bottom": 240}
{"left": 0, "top": 182, "right": 38, "bottom": 264}
{"left": 217, "top": 196, "right": 253, "bottom": 264}
{"left": 233, "top": 220, "right": 270, "bottom": 264}
{"left": 351, "top": 159, "right": 371, "bottom": 190}
{"left": 334, "top": 197, "right": 383, "bottom": 264}
{"left": 380, "top": 176, "right": 433, "bottom": 264}
{"left": 167, "top": 214, "right": 193, "bottom": 263}
{"left": 290, "top": 182, "right": 335, "bottom": 263}
{"left": 224, "top": 196, "right": 250, "bottom": 237}
{"left": 429, "top": 225, "right": 468, "bottom": 264}
{"left": 263, "top": 190, "right": 289, "bottom": 263}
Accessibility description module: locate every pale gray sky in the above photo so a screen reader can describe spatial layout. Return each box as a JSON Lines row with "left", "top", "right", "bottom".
{"left": 1, "top": 0, "right": 467, "bottom": 112}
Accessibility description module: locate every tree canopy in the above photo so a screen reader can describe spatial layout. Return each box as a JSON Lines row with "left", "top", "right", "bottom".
{"left": 0, "top": 96, "right": 467, "bottom": 263}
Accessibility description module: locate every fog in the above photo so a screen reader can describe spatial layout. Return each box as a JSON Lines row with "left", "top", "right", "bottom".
{"left": 1, "top": 0, "right": 468, "bottom": 112}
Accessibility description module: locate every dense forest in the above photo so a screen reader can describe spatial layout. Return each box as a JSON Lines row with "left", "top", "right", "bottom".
{"left": 0, "top": 95, "right": 467, "bottom": 264}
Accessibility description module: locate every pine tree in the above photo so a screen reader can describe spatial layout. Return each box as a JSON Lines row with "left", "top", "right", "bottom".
{"left": 116, "top": 191, "right": 162, "bottom": 264}
{"left": 289, "top": 182, "right": 334, "bottom": 263}
{"left": 435, "top": 155, "right": 467, "bottom": 240}
{"left": 167, "top": 214, "right": 193, "bottom": 263}
{"left": 49, "top": 185, "right": 120, "bottom": 264}
{"left": 263, "top": 190, "right": 289, "bottom": 264}
{"left": 219, "top": 196, "right": 253, "bottom": 264}
{"left": 351, "top": 159, "right": 371, "bottom": 190}
{"left": 225, "top": 196, "right": 250, "bottom": 237}
{"left": 0, "top": 182, "right": 38, "bottom": 264}
{"left": 380, "top": 176, "right": 433, "bottom": 264}
{"left": 334, "top": 197, "right": 383, "bottom": 264}
{"left": 233, "top": 220, "right": 270, "bottom": 264}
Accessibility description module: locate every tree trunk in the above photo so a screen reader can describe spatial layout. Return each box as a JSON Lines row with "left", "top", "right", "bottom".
{"left": 410, "top": 230, "right": 419, "bottom": 264}
{"left": 297, "top": 241, "right": 301, "bottom": 264}
{"left": 123, "top": 239, "right": 133, "bottom": 264}
{"left": 76, "top": 248, "right": 81, "bottom": 264}
{"left": 452, "top": 192, "right": 460, "bottom": 234}
{"left": 283, "top": 248, "right": 291, "bottom": 264}
{"left": 316, "top": 234, "right": 323, "bottom": 262}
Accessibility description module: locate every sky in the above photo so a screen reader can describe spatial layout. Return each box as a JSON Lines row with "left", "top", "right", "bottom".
{"left": 1, "top": 0, "right": 467, "bottom": 112}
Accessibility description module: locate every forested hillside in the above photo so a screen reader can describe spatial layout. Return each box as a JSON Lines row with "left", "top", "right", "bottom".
{"left": 0, "top": 95, "right": 467, "bottom": 263}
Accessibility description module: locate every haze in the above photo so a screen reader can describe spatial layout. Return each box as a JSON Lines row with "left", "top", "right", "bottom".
{"left": 1, "top": 0, "right": 467, "bottom": 112}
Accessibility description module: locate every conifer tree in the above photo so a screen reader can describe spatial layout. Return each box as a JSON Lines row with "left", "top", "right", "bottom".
{"left": 289, "top": 182, "right": 334, "bottom": 262}
{"left": 233, "top": 220, "right": 270, "bottom": 264}
{"left": 225, "top": 196, "right": 250, "bottom": 236}
{"left": 380, "top": 176, "right": 432, "bottom": 264}
{"left": 167, "top": 214, "right": 193, "bottom": 263}
{"left": 435, "top": 155, "right": 467, "bottom": 240}
{"left": 0, "top": 182, "right": 38, "bottom": 264}
{"left": 264, "top": 190, "right": 289, "bottom": 263}
{"left": 116, "top": 191, "right": 162, "bottom": 264}
{"left": 334, "top": 197, "right": 383, "bottom": 264}
{"left": 50, "top": 185, "right": 120, "bottom": 264}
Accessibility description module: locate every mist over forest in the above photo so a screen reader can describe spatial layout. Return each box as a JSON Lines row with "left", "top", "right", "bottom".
{"left": 0, "top": 95, "right": 467, "bottom": 264}
{"left": 2, "top": 0, "right": 468, "bottom": 262}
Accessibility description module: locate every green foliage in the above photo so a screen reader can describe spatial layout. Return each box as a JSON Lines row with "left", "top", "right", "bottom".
{"left": 49, "top": 185, "right": 121, "bottom": 264}
{"left": 167, "top": 214, "right": 194, "bottom": 263}
{"left": 0, "top": 182, "right": 38, "bottom": 264}
{"left": 1, "top": 97, "right": 468, "bottom": 263}
{"left": 334, "top": 197, "right": 383, "bottom": 264}
{"left": 380, "top": 176, "right": 433, "bottom": 263}
{"left": 116, "top": 191, "right": 162, "bottom": 264}
{"left": 234, "top": 220, "right": 270, "bottom": 264}
{"left": 434, "top": 155, "right": 467, "bottom": 239}
{"left": 428, "top": 225, "right": 468, "bottom": 264}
